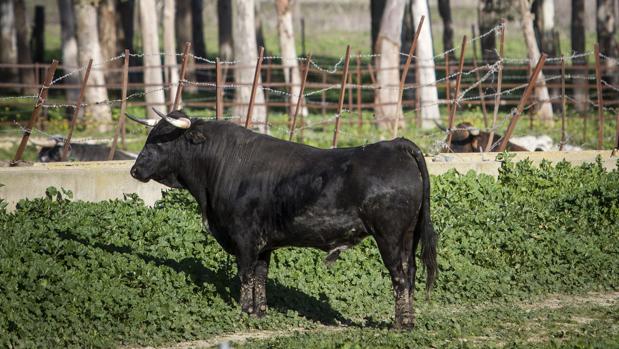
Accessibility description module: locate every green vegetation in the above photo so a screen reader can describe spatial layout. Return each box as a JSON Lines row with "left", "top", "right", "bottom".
{"left": 1, "top": 158, "right": 617, "bottom": 347}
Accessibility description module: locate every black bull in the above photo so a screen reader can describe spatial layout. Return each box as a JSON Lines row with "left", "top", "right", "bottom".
{"left": 129, "top": 110, "right": 438, "bottom": 329}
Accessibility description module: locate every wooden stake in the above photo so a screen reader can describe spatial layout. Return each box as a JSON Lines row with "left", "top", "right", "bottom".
{"left": 445, "top": 53, "right": 451, "bottom": 118}
{"left": 321, "top": 69, "right": 327, "bottom": 115}
{"left": 594, "top": 43, "right": 604, "bottom": 150}
{"left": 60, "top": 58, "right": 92, "bottom": 162}
{"left": 446, "top": 36, "right": 468, "bottom": 150}
{"left": 172, "top": 42, "right": 191, "bottom": 112}
{"left": 331, "top": 45, "right": 351, "bottom": 148}
{"left": 245, "top": 46, "right": 264, "bottom": 128}
{"left": 265, "top": 60, "right": 272, "bottom": 116}
{"left": 560, "top": 56, "right": 566, "bottom": 151}
{"left": 12, "top": 60, "right": 58, "bottom": 164}
{"left": 471, "top": 24, "right": 489, "bottom": 128}
{"left": 289, "top": 53, "right": 312, "bottom": 141}
{"left": 108, "top": 50, "right": 130, "bottom": 160}
{"left": 216, "top": 57, "right": 223, "bottom": 120}
{"left": 394, "top": 15, "right": 424, "bottom": 138}
{"left": 356, "top": 52, "right": 362, "bottom": 128}
{"left": 486, "top": 19, "right": 506, "bottom": 152}
{"left": 498, "top": 54, "right": 547, "bottom": 152}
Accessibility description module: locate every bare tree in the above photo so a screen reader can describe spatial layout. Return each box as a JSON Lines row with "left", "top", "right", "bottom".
{"left": 13, "top": 0, "right": 35, "bottom": 94}
{"left": 438, "top": 0, "right": 454, "bottom": 59}
{"left": 412, "top": 0, "right": 440, "bottom": 128}
{"left": 375, "top": 0, "right": 405, "bottom": 129}
{"left": 73, "top": 0, "right": 113, "bottom": 131}
{"left": 275, "top": 0, "right": 307, "bottom": 116}
{"left": 0, "top": 0, "right": 17, "bottom": 83}
{"left": 163, "top": 0, "right": 180, "bottom": 107}
{"left": 192, "top": 0, "right": 208, "bottom": 82}
{"left": 138, "top": 0, "right": 166, "bottom": 119}
{"left": 532, "top": 0, "right": 558, "bottom": 56}
{"left": 571, "top": 0, "right": 588, "bottom": 112}
{"left": 371, "top": 0, "right": 386, "bottom": 54}
{"left": 255, "top": 0, "right": 266, "bottom": 53}
{"left": 98, "top": 0, "right": 120, "bottom": 83}
{"left": 218, "top": 0, "right": 233, "bottom": 61}
{"left": 478, "top": 0, "right": 499, "bottom": 62}
{"left": 176, "top": 0, "right": 192, "bottom": 48}
{"left": 597, "top": 0, "right": 618, "bottom": 83}
{"left": 519, "top": 0, "right": 553, "bottom": 124}
{"left": 233, "top": 0, "right": 267, "bottom": 129}
{"left": 57, "top": 0, "right": 80, "bottom": 109}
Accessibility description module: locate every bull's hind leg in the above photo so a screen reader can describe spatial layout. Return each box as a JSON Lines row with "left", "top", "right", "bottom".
{"left": 253, "top": 251, "right": 271, "bottom": 317}
{"left": 362, "top": 199, "right": 419, "bottom": 330}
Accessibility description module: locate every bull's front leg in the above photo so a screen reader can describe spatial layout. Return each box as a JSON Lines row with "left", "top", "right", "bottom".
{"left": 253, "top": 251, "right": 271, "bottom": 317}
{"left": 237, "top": 256, "right": 256, "bottom": 315}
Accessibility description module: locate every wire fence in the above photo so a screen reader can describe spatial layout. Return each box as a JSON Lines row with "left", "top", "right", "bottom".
{"left": 0, "top": 22, "right": 618, "bottom": 162}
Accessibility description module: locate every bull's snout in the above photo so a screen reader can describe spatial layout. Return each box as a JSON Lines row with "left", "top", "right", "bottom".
{"left": 130, "top": 165, "right": 142, "bottom": 180}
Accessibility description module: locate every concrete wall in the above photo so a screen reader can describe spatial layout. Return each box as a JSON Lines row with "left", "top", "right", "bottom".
{"left": 0, "top": 150, "right": 616, "bottom": 211}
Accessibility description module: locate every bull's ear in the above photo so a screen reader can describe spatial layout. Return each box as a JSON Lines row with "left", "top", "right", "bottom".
{"left": 185, "top": 129, "right": 207, "bottom": 144}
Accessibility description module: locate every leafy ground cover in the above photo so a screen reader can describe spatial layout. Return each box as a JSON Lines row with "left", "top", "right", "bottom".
{"left": 0, "top": 158, "right": 617, "bottom": 348}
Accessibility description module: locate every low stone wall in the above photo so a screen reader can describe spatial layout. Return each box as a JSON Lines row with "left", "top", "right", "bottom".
{"left": 0, "top": 150, "right": 616, "bottom": 210}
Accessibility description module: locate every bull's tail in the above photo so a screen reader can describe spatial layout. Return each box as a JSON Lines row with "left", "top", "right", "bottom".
{"left": 410, "top": 146, "right": 438, "bottom": 299}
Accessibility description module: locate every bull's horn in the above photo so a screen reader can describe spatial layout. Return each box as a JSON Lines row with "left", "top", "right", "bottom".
{"left": 469, "top": 128, "right": 480, "bottom": 136}
{"left": 125, "top": 113, "right": 159, "bottom": 127}
{"left": 152, "top": 108, "right": 191, "bottom": 129}
{"left": 433, "top": 119, "right": 448, "bottom": 132}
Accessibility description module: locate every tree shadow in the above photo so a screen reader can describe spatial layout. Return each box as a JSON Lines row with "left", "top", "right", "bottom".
{"left": 56, "top": 230, "right": 349, "bottom": 326}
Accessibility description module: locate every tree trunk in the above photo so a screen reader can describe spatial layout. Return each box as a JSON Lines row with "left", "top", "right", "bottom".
{"left": 571, "top": 0, "right": 587, "bottom": 112}
{"left": 163, "top": 0, "right": 180, "bottom": 107}
{"left": 532, "top": 0, "right": 558, "bottom": 56}
{"left": 218, "top": 0, "right": 233, "bottom": 61}
{"left": 276, "top": 0, "right": 307, "bottom": 116}
{"left": 371, "top": 0, "right": 386, "bottom": 54}
{"left": 138, "top": 0, "right": 166, "bottom": 119}
{"left": 13, "top": 0, "right": 35, "bottom": 94}
{"left": 73, "top": 1, "right": 112, "bottom": 131}
{"left": 192, "top": 0, "right": 208, "bottom": 82}
{"left": 412, "top": 0, "right": 440, "bottom": 128}
{"left": 255, "top": 0, "right": 266, "bottom": 53}
{"left": 98, "top": 0, "right": 120, "bottom": 83}
{"left": 478, "top": 0, "right": 499, "bottom": 62}
{"left": 57, "top": 0, "right": 80, "bottom": 113}
{"left": 233, "top": 0, "right": 267, "bottom": 130}
{"left": 375, "top": 0, "right": 405, "bottom": 129}
{"left": 31, "top": 6, "right": 45, "bottom": 63}
{"left": 0, "top": 0, "right": 17, "bottom": 84}
{"left": 597, "top": 0, "right": 618, "bottom": 83}
{"left": 438, "top": 0, "right": 455, "bottom": 59}
{"left": 401, "top": 0, "right": 415, "bottom": 101}
{"left": 117, "top": 0, "right": 134, "bottom": 51}
{"left": 176, "top": 0, "right": 196, "bottom": 92}
{"left": 520, "top": 0, "right": 553, "bottom": 125}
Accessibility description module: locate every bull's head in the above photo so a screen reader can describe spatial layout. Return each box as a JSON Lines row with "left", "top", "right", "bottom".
{"left": 448, "top": 122, "right": 482, "bottom": 152}
{"left": 31, "top": 136, "right": 66, "bottom": 162}
{"left": 128, "top": 108, "right": 198, "bottom": 188}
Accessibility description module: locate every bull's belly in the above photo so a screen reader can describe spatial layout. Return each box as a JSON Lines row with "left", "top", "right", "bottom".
{"left": 272, "top": 206, "right": 368, "bottom": 251}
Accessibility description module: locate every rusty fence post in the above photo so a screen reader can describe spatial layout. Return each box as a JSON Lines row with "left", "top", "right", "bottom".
{"left": 445, "top": 36, "right": 468, "bottom": 150}
{"left": 594, "top": 43, "right": 604, "bottom": 150}
{"left": 560, "top": 56, "right": 566, "bottom": 151}
{"left": 445, "top": 53, "right": 451, "bottom": 119}
{"left": 245, "top": 46, "right": 265, "bottom": 128}
{"left": 265, "top": 60, "right": 272, "bottom": 116}
{"left": 172, "top": 42, "right": 191, "bottom": 112}
{"left": 216, "top": 57, "right": 223, "bottom": 120}
{"left": 471, "top": 24, "right": 489, "bottom": 128}
{"left": 356, "top": 52, "right": 362, "bottom": 128}
{"left": 61, "top": 58, "right": 93, "bottom": 162}
{"left": 498, "top": 54, "right": 547, "bottom": 152}
{"left": 289, "top": 53, "right": 312, "bottom": 141}
{"left": 109, "top": 49, "right": 131, "bottom": 160}
{"left": 321, "top": 69, "right": 327, "bottom": 115}
{"left": 331, "top": 45, "right": 352, "bottom": 148}
{"left": 394, "top": 15, "right": 424, "bottom": 138}
{"left": 486, "top": 19, "right": 506, "bottom": 152}
{"left": 12, "top": 60, "right": 59, "bottom": 164}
